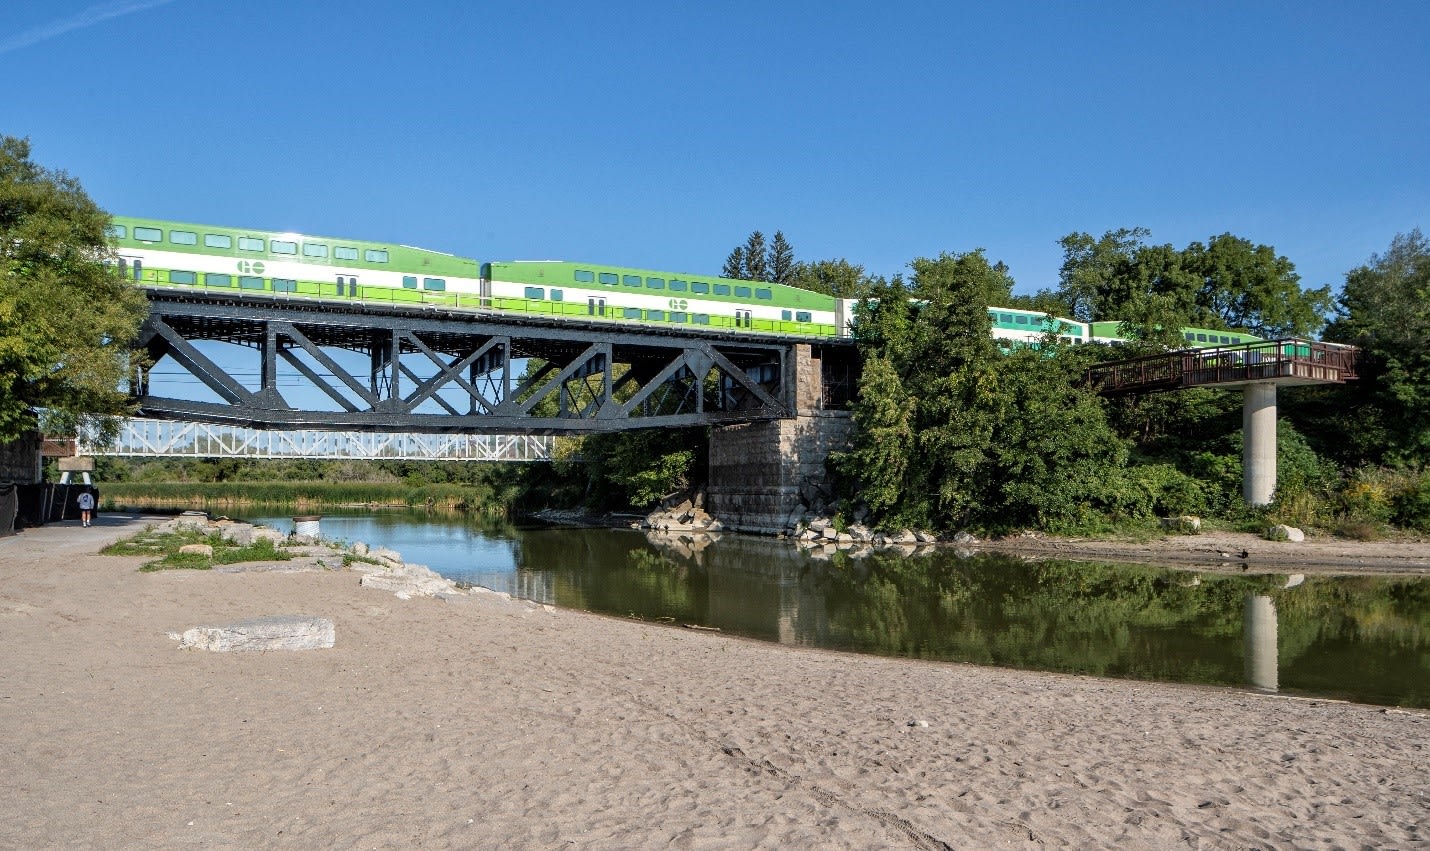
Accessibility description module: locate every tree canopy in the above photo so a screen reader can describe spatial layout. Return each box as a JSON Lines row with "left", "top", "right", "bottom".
{"left": 835, "top": 251, "right": 1129, "bottom": 531}
{"left": 722, "top": 230, "right": 795, "bottom": 284}
{"left": 1056, "top": 228, "right": 1332, "bottom": 340}
{"left": 1322, "top": 229, "right": 1430, "bottom": 465}
{"left": 0, "top": 135, "right": 148, "bottom": 442}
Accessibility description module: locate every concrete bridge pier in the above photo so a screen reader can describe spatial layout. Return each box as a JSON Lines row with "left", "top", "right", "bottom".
{"left": 1243, "top": 383, "right": 1278, "bottom": 506}
{"left": 707, "top": 344, "right": 854, "bottom": 534}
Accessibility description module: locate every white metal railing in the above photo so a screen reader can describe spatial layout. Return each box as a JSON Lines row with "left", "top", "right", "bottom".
{"left": 76, "top": 418, "right": 556, "bottom": 462}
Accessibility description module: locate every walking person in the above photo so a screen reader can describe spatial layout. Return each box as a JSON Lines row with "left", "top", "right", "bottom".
{"left": 76, "top": 490, "right": 95, "bottom": 527}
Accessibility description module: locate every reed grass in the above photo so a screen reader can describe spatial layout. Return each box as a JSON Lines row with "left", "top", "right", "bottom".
{"left": 100, "top": 481, "right": 511, "bottom": 514}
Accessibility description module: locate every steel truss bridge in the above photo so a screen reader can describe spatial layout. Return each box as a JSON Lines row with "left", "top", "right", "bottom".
{"left": 136, "top": 291, "right": 856, "bottom": 433}
{"left": 74, "top": 418, "right": 558, "bottom": 461}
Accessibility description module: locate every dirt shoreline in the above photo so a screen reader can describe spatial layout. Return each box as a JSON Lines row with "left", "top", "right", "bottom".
{"left": 538, "top": 507, "right": 1430, "bottom": 575}
{"left": 964, "top": 530, "right": 1430, "bottom": 574}
{"left": 1, "top": 514, "right": 1425, "bottom": 848}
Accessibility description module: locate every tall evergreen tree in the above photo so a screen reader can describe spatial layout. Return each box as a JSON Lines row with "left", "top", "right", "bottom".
{"left": 743, "top": 231, "right": 768, "bottom": 282}
{"left": 721, "top": 246, "right": 747, "bottom": 280}
{"left": 769, "top": 231, "right": 795, "bottom": 284}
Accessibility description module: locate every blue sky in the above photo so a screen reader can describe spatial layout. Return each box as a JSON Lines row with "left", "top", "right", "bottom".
{"left": 4, "top": 0, "right": 1427, "bottom": 297}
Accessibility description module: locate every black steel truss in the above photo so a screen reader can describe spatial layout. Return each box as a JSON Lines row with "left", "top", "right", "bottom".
{"left": 134, "top": 293, "right": 825, "bottom": 433}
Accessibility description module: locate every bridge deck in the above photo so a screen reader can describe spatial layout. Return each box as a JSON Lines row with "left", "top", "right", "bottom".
{"left": 1086, "top": 339, "right": 1360, "bottom": 396}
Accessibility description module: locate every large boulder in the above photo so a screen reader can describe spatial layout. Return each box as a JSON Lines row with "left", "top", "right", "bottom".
{"left": 176, "top": 615, "right": 335, "bottom": 652}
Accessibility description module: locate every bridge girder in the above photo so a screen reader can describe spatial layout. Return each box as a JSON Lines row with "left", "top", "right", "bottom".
{"left": 135, "top": 294, "right": 823, "bottom": 434}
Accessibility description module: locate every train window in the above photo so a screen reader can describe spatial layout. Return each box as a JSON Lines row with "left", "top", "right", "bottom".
{"left": 524, "top": 286, "right": 545, "bottom": 300}
{"left": 623, "top": 307, "right": 642, "bottom": 319}
{"left": 550, "top": 289, "right": 563, "bottom": 301}
{"left": 782, "top": 310, "right": 792, "bottom": 321}
{"left": 999, "top": 313, "right": 1014, "bottom": 324}
{"left": 365, "top": 249, "right": 389, "bottom": 263}
{"left": 169, "top": 270, "right": 197, "bottom": 285}
{"left": 648, "top": 309, "right": 665, "bottom": 321}
{"left": 690, "top": 281, "right": 709, "bottom": 294}
{"left": 1219, "top": 335, "right": 1231, "bottom": 344}
{"left": 334, "top": 246, "right": 358, "bottom": 260}
{"left": 1015, "top": 315, "right": 1029, "bottom": 324}
{"left": 755, "top": 288, "right": 771, "bottom": 300}
{"left": 574, "top": 269, "right": 595, "bottom": 283}
{"left": 734, "top": 286, "right": 751, "bottom": 298}
{"left": 169, "top": 230, "right": 197, "bottom": 245}
{"left": 205, "top": 273, "right": 232, "bottom": 287}
{"left": 240, "top": 276, "right": 265, "bottom": 290}
{"left": 303, "top": 243, "right": 329, "bottom": 258}
{"left": 205, "top": 234, "right": 232, "bottom": 248}
{"left": 671, "top": 312, "right": 686, "bottom": 323}
{"left": 134, "top": 227, "right": 161, "bottom": 242}
{"left": 598, "top": 272, "right": 618, "bottom": 285}
{"left": 669, "top": 279, "right": 687, "bottom": 292}
{"left": 714, "top": 283, "right": 731, "bottom": 296}
{"left": 272, "top": 278, "right": 296, "bottom": 292}
{"left": 1184, "top": 332, "right": 1195, "bottom": 341}
{"left": 796, "top": 311, "right": 812, "bottom": 323}
{"left": 646, "top": 277, "right": 665, "bottom": 289}
{"left": 423, "top": 277, "right": 445, "bottom": 291}
{"left": 1196, "top": 333, "right": 1208, "bottom": 342}
{"left": 105, "top": 224, "right": 127, "bottom": 239}
{"left": 271, "top": 240, "right": 297, "bottom": 255}
{"left": 239, "top": 236, "right": 264, "bottom": 251}
{"left": 402, "top": 275, "right": 418, "bottom": 289}
{"left": 623, "top": 275, "right": 642, "bottom": 287}
{"left": 693, "top": 314, "right": 710, "bottom": 325}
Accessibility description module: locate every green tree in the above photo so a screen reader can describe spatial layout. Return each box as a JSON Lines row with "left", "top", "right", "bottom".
{"left": 1323, "top": 229, "right": 1430, "bottom": 464}
{"left": 722, "top": 229, "right": 795, "bottom": 283}
{"left": 768, "top": 231, "right": 794, "bottom": 284}
{"left": 1057, "top": 227, "right": 1330, "bottom": 340}
{"left": 743, "top": 231, "right": 768, "bottom": 282}
{"left": 721, "top": 245, "right": 746, "bottom": 280}
{"left": 1182, "top": 233, "right": 1332, "bottom": 337}
{"left": 786, "top": 258, "right": 869, "bottom": 298}
{"left": 0, "top": 136, "right": 148, "bottom": 442}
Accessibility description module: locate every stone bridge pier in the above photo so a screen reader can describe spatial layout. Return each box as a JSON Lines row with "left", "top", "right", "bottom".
{"left": 707, "top": 344, "right": 855, "bottom": 534}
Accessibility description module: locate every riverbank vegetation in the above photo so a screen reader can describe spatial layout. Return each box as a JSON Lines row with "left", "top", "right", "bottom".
{"left": 95, "top": 458, "right": 525, "bottom": 515}
{"left": 566, "top": 228, "right": 1430, "bottom": 539}
{"left": 101, "top": 525, "right": 292, "bottom": 571}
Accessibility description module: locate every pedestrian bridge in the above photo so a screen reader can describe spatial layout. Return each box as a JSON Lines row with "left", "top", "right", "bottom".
{"left": 71, "top": 418, "right": 558, "bottom": 462}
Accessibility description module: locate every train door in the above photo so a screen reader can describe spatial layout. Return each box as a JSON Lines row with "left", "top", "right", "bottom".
{"left": 588, "top": 297, "right": 605, "bottom": 317}
{"left": 337, "top": 274, "right": 358, "bottom": 297}
{"left": 735, "top": 309, "right": 752, "bottom": 328}
{"left": 115, "top": 255, "right": 143, "bottom": 282}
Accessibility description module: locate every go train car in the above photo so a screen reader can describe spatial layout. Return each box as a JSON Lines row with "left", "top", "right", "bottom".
{"left": 104, "top": 216, "right": 1260, "bottom": 350}
{"left": 104, "top": 216, "right": 849, "bottom": 339}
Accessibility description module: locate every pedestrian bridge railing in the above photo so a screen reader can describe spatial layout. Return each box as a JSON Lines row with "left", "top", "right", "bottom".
{"left": 70, "top": 418, "right": 559, "bottom": 462}
{"left": 1085, "top": 339, "right": 1361, "bottom": 396}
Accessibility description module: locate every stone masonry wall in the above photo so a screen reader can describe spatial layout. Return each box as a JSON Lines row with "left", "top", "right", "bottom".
{"left": 707, "top": 343, "right": 856, "bottom": 534}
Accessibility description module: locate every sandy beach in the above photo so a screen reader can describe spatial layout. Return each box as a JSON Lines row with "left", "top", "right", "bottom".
{"left": 1, "top": 515, "right": 1426, "bottom": 849}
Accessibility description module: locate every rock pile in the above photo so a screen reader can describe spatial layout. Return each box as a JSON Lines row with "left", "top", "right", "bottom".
{"left": 641, "top": 489, "right": 724, "bottom": 535}
{"left": 791, "top": 515, "right": 947, "bottom": 560}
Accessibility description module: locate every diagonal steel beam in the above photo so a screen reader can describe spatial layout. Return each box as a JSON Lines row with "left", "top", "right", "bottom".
{"left": 273, "top": 321, "right": 380, "bottom": 407}
{"left": 145, "top": 316, "right": 256, "bottom": 406}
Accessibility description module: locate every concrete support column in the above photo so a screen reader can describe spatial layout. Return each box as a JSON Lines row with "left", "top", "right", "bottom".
{"left": 1243, "top": 383, "right": 1277, "bottom": 506}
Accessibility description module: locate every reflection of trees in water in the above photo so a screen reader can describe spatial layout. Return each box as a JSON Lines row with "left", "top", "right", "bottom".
{"left": 512, "top": 527, "right": 1429, "bottom": 707}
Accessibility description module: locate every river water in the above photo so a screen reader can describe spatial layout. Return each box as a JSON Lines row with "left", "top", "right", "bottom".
{"left": 248, "top": 509, "right": 1430, "bottom": 710}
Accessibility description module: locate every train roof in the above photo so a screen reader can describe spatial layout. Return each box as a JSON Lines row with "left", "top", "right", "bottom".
{"left": 107, "top": 215, "right": 478, "bottom": 276}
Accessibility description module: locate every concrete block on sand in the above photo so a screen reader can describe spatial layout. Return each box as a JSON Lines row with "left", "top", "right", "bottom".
{"left": 174, "top": 615, "right": 335, "bottom": 651}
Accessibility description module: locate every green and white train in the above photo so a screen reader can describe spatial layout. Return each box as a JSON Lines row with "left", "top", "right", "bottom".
{"left": 106, "top": 216, "right": 1260, "bottom": 348}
